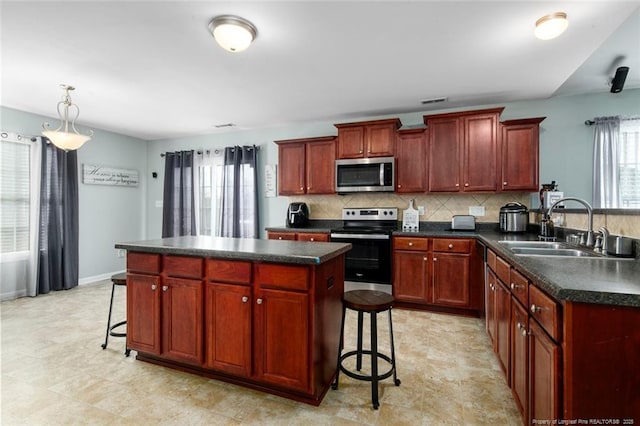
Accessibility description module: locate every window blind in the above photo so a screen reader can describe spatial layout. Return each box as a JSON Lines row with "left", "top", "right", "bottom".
{"left": 0, "top": 138, "right": 31, "bottom": 253}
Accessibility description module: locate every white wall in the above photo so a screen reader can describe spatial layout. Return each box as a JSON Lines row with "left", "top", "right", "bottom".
{"left": 1, "top": 106, "right": 148, "bottom": 296}
{"left": 146, "top": 89, "right": 640, "bottom": 237}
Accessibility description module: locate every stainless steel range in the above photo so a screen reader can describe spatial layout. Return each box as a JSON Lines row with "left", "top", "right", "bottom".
{"left": 330, "top": 207, "right": 398, "bottom": 294}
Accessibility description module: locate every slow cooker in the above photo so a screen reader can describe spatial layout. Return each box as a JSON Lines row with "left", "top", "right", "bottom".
{"left": 499, "top": 202, "right": 529, "bottom": 233}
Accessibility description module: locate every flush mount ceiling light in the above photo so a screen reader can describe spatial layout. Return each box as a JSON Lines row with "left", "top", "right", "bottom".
{"left": 42, "top": 84, "right": 93, "bottom": 151}
{"left": 208, "top": 15, "right": 257, "bottom": 53}
{"left": 534, "top": 12, "right": 568, "bottom": 40}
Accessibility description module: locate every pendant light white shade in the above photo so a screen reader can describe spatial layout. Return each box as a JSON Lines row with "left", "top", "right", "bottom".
{"left": 535, "top": 12, "right": 568, "bottom": 40}
{"left": 42, "top": 84, "right": 93, "bottom": 151}
{"left": 209, "top": 15, "right": 257, "bottom": 53}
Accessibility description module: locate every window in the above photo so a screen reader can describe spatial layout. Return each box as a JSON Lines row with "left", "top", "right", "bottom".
{"left": 619, "top": 119, "right": 640, "bottom": 208}
{"left": 196, "top": 154, "right": 224, "bottom": 236}
{"left": 1, "top": 138, "right": 31, "bottom": 253}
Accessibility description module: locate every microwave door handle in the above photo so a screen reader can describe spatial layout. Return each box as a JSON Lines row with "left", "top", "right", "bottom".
{"left": 379, "top": 163, "right": 384, "bottom": 186}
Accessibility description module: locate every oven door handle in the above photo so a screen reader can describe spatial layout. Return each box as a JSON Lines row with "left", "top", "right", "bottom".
{"left": 330, "top": 233, "right": 390, "bottom": 240}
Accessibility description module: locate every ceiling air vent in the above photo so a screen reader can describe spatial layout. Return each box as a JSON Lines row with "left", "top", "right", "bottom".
{"left": 420, "top": 97, "right": 447, "bottom": 105}
{"left": 214, "top": 123, "right": 235, "bottom": 128}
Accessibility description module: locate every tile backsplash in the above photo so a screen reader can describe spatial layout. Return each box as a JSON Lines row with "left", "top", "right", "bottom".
{"left": 289, "top": 193, "right": 530, "bottom": 223}
{"left": 531, "top": 211, "right": 640, "bottom": 239}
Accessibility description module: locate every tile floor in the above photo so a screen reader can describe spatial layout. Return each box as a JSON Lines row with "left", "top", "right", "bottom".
{"left": 1, "top": 280, "right": 522, "bottom": 425}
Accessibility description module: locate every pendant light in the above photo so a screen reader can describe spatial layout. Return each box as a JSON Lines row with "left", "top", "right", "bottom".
{"left": 42, "top": 84, "right": 93, "bottom": 150}
{"left": 534, "top": 12, "right": 569, "bottom": 40}
{"left": 208, "top": 15, "right": 257, "bottom": 53}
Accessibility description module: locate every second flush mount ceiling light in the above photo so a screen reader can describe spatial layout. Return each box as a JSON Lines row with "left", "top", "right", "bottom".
{"left": 534, "top": 12, "right": 569, "bottom": 40}
{"left": 208, "top": 15, "right": 257, "bottom": 53}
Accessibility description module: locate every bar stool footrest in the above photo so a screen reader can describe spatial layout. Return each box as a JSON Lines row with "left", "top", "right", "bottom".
{"left": 108, "top": 320, "right": 127, "bottom": 338}
{"left": 338, "top": 350, "right": 398, "bottom": 383}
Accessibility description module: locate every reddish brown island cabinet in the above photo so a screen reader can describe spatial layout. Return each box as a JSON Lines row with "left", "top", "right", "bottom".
{"left": 118, "top": 236, "right": 349, "bottom": 406}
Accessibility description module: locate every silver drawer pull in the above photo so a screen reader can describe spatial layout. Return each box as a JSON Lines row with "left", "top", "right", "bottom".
{"left": 448, "top": 244, "right": 454, "bottom": 249}
{"left": 530, "top": 304, "right": 541, "bottom": 314}
{"left": 162, "top": 285, "right": 168, "bottom": 292}
{"left": 242, "top": 296, "right": 248, "bottom": 303}
{"left": 257, "top": 298, "right": 263, "bottom": 305}
{"left": 151, "top": 284, "right": 157, "bottom": 291}
{"left": 511, "top": 283, "right": 522, "bottom": 290}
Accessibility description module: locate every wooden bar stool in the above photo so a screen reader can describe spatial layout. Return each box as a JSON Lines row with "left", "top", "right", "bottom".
{"left": 332, "top": 290, "right": 401, "bottom": 409}
{"left": 101, "top": 272, "right": 130, "bottom": 356}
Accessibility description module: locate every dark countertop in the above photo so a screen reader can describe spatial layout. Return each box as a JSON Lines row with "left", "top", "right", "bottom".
{"left": 266, "top": 221, "right": 640, "bottom": 308}
{"left": 115, "top": 236, "right": 351, "bottom": 265}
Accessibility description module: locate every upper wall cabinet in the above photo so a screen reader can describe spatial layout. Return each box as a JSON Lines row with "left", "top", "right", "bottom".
{"left": 275, "top": 136, "right": 336, "bottom": 196}
{"left": 396, "top": 128, "right": 427, "bottom": 193}
{"left": 424, "top": 108, "right": 504, "bottom": 192}
{"left": 500, "top": 117, "right": 545, "bottom": 192}
{"left": 335, "top": 118, "right": 401, "bottom": 159}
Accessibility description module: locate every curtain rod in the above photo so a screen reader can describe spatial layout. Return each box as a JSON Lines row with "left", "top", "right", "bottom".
{"left": 1, "top": 131, "right": 38, "bottom": 142}
{"left": 160, "top": 146, "right": 260, "bottom": 157}
{"left": 585, "top": 117, "right": 640, "bottom": 126}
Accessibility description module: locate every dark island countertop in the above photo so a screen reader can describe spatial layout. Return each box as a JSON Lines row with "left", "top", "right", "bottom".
{"left": 267, "top": 221, "right": 640, "bottom": 308}
{"left": 115, "top": 236, "right": 351, "bottom": 265}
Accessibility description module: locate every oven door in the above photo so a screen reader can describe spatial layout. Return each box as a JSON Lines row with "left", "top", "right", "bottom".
{"left": 330, "top": 232, "right": 392, "bottom": 285}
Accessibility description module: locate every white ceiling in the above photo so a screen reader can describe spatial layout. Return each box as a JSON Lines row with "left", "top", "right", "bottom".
{"left": 2, "top": 1, "right": 639, "bottom": 141}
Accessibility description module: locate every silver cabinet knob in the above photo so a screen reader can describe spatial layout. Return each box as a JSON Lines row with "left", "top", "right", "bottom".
{"left": 300, "top": 187, "right": 303, "bottom": 191}
{"left": 310, "top": 237, "right": 314, "bottom": 242}
{"left": 448, "top": 244, "right": 454, "bottom": 249}
{"left": 257, "top": 298, "right": 263, "bottom": 305}
{"left": 423, "top": 257, "right": 428, "bottom": 261}
{"left": 464, "top": 183, "right": 469, "bottom": 187}
{"left": 455, "top": 183, "right": 460, "bottom": 187}
{"left": 408, "top": 242, "right": 413, "bottom": 246}
{"left": 242, "top": 296, "right": 248, "bottom": 303}
{"left": 530, "top": 304, "right": 541, "bottom": 314}
{"left": 398, "top": 184, "right": 402, "bottom": 188}
{"left": 151, "top": 284, "right": 157, "bottom": 291}
{"left": 162, "top": 285, "right": 168, "bottom": 292}
{"left": 433, "top": 257, "right": 437, "bottom": 262}
{"left": 278, "top": 237, "right": 283, "bottom": 240}
{"left": 503, "top": 182, "right": 508, "bottom": 186}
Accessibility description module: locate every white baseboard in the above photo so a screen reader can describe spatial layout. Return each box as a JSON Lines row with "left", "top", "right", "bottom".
{"left": 79, "top": 270, "right": 125, "bottom": 286}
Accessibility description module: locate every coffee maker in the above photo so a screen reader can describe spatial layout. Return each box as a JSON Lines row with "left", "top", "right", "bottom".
{"left": 286, "top": 202, "right": 309, "bottom": 228}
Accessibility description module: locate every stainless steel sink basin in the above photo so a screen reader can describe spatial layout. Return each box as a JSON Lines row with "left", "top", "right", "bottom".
{"left": 509, "top": 247, "right": 601, "bottom": 257}
{"left": 499, "top": 241, "right": 569, "bottom": 250}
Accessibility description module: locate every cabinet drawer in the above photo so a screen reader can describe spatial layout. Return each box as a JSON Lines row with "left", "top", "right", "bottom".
{"left": 164, "top": 255, "right": 203, "bottom": 279}
{"left": 255, "top": 264, "right": 310, "bottom": 291}
{"left": 297, "top": 232, "right": 329, "bottom": 242}
{"left": 268, "top": 232, "right": 296, "bottom": 241}
{"left": 529, "top": 285, "right": 561, "bottom": 342}
{"left": 487, "top": 249, "right": 497, "bottom": 272}
{"left": 509, "top": 269, "right": 529, "bottom": 307}
{"left": 206, "top": 259, "right": 252, "bottom": 284}
{"left": 495, "top": 256, "right": 510, "bottom": 285}
{"left": 127, "top": 252, "right": 161, "bottom": 274}
{"left": 433, "top": 238, "right": 470, "bottom": 253}
{"left": 393, "top": 236, "right": 428, "bottom": 251}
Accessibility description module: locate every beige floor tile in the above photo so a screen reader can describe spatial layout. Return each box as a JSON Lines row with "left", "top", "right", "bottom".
{"left": 1, "top": 280, "right": 522, "bottom": 425}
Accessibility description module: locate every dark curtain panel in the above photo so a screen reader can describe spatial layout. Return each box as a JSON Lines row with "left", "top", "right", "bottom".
{"left": 221, "top": 145, "right": 259, "bottom": 238}
{"left": 162, "top": 150, "right": 196, "bottom": 238}
{"left": 38, "top": 139, "right": 79, "bottom": 294}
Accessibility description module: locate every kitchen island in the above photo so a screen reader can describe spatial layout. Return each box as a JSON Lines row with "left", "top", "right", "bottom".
{"left": 114, "top": 236, "right": 351, "bottom": 405}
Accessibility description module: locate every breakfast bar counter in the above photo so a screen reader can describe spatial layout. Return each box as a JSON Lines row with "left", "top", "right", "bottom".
{"left": 115, "top": 236, "right": 350, "bottom": 405}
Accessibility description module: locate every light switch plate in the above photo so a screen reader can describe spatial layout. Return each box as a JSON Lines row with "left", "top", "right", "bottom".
{"left": 469, "top": 206, "right": 485, "bottom": 216}
{"left": 155, "top": 200, "right": 163, "bottom": 208}
{"left": 418, "top": 206, "right": 425, "bottom": 215}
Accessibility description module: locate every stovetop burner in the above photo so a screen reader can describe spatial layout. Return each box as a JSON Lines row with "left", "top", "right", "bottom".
{"left": 331, "top": 207, "right": 398, "bottom": 234}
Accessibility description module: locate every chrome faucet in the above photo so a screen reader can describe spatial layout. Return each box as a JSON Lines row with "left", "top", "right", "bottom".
{"left": 546, "top": 197, "right": 595, "bottom": 247}
{"left": 599, "top": 226, "right": 610, "bottom": 253}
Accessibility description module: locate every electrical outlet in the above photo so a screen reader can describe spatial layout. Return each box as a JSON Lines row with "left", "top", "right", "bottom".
{"left": 117, "top": 249, "right": 126, "bottom": 258}
{"left": 469, "top": 206, "right": 485, "bottom": 216}
{"left": 418, "top": 205, "right": 425, "bottom": 215}
{"left": 155, "top": 200, "right": 163, "bottom": 208}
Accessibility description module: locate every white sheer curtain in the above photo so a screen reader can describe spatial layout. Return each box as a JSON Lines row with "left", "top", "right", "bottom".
{"left": 193, "top": 149, "right": 224, "bottom": 236}
{"left": 27, "top": 137, "right": 42, "bottom": 296}
{"left": 619, "top": 118, "right": 640, "bottom": 207}
{"left": 592, "top": 116, "right": 621, "bottom": 208}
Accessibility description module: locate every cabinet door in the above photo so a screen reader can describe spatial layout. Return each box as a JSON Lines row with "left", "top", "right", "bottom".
{"left": 267, "top": 231, "right": 296, "bottom": 241}
{"left": 306, "top": 139, "right": 336, "bottom": 194}
{"left": 495, "top": 280, "right": 511, "bottom": 380}
{"left": 463, "top": 113, "right": 498, "bottom": 191}
{"left": 337, "top": 126, "right": 365, "bottom": 159}
{"left": 205, "top": 282, "right": 252, "bottom": 377}
{"left": 126, "top": 273, "right": 161, "bottom": 354}
{"left": 396, "top": 130, "right": 427, "bottom": 193}
{"left": 393, "top": 250, "right": 430, "bottom": 303}
{"left": 254, "top": 288, "right": 310, "bottom": 392}
{"left": 432, "top": 252, "right": 470, "bottom": 307}
{"left": 501, "top": 123, "right": 539, "bottom": 191}
{"left": 162, "top": 277, "right": 204, "bottom": 365}
{"left": 511, "top": 298, "right": 529, "bottom": 420}
{"left": 428, "top": 117, "right": 461, "bottom": 192}
{"left": 366, "top": 122, "right": 396, "bottom": 157}
{"left": 278, "top": 142, "right": 306, "bottom": 195}
{"left": 529, "top": 320, "right": 560, "bottom": 424}
{"left": 485, "top": 269, "right": 497, "bottom": 346}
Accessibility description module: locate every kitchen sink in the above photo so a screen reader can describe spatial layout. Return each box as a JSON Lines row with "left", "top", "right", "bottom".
{"left": 498, "top": 241, "right": 569, "bottom": 250}
{"left": 508, "top": 247, "right": 601, "bottom": 257}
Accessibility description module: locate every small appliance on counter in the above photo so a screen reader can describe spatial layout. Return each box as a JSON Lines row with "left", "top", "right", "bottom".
{"left": 286, "top": 202, "right": 309, "bottom": 228}
{"left": 451, "top": 215, "right": 476, "bottom": 231}
{"left": 540, "top": 181, "right": 564, "bottom": 209}
{"left": 499, "top": 202, "right": 529, "bottom": 233}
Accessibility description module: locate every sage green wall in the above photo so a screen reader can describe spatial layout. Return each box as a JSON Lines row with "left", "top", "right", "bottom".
{"left": 0, "top": 106, "right": 148, "bottom": 288}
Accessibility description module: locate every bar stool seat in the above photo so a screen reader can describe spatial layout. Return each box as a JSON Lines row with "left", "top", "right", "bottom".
{"left": 101, "top": 272, "right": 130, "bottom": 356}
{"left": 332, "top": 290, "right": 400, "bottom": 409}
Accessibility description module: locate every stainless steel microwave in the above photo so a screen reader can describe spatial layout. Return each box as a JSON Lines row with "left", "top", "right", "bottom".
{"left": 335, "top": 157, "right": 395, "bottom": 193}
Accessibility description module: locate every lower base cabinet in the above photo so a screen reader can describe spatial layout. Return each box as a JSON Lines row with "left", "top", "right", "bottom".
{"left": 126, "top": 252, "right": 344, "bottom": 405}
{"left": 528, "top": 320, "right": 561, "bottom": 423}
